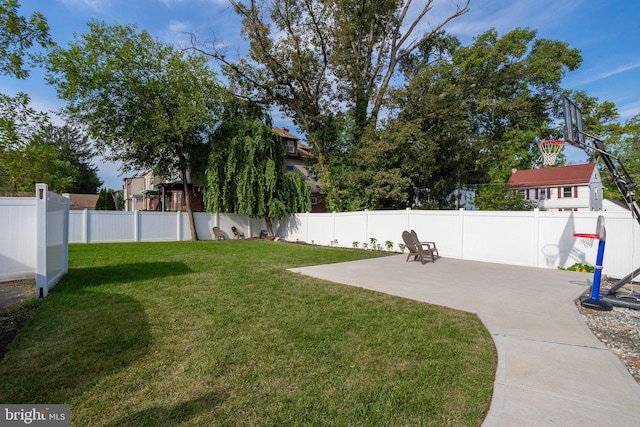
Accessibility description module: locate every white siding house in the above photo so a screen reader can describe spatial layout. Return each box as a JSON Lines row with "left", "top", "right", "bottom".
{"left": 507, "top": 163, "right": 603, "bottom": 212}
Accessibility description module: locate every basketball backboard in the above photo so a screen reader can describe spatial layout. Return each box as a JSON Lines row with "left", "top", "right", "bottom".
{"left": 562, "top": 95, "right": 585, "bottom": 145}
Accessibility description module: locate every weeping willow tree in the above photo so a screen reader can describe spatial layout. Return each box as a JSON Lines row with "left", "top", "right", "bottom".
{"left": 204, "top": 113, "right": 310, "bottom": 237}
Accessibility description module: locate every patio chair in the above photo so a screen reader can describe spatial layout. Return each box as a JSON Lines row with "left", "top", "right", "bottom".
{"left": 231, "top": 226, "right": 245, "bottom": 239}
{"left": 410, "top": 230, "right": 439, "bottom": 262}
{"left": 212, "top": 226, "right": 225, "bottom": 240}
{"left": 401, "top": 231, "right": 434, "bottom": 264}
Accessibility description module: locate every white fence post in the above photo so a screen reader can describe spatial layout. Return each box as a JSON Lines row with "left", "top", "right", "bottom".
{"left": 82, "top": 208, "right": 89, "bottom": 243}
{"left": 134, "top": 210, "right": 140, "bottom": 242}
{"left": 364, "top": 209, "right": 369, "bottom": 244}
{"left": 176, "top": 211, "right": 182, "bottom": 241}
{"left": 459, "top": 208, "right": 465, "bottom": 259}
{"left": 533, "top": 208, "right": 540, "bottom": 267}
{"left": 36, "top": 184, "right": 47, "bottom": 298}
{"left": 333, "top": 211, "right": 337, "bottom": 244}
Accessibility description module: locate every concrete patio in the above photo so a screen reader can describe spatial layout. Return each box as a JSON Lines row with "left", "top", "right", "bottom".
{"left": 289, "top": 255, "right": 640, "bottom": 426}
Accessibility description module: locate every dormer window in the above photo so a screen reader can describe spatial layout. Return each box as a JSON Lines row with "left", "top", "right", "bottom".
{"left": 286, "top": 140, "right": 295, "bottom": 154}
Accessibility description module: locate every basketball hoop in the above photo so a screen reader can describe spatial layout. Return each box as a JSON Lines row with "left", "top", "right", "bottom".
{"left": 574, "top": 233, "right": 599, "bottom": 248}
{"left": 537, "top": 139, "right": 565, "bottom": 166}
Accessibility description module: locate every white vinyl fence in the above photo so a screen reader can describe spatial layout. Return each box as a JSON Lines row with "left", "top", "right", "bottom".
{"left": 62, "top": 207, "right": 640, "bottom": 280}
{"left": 0, "top": 184, "right": 69, "bottom": 298}
{"left": 4, "top": 200, "right": 640, "bottom": 284}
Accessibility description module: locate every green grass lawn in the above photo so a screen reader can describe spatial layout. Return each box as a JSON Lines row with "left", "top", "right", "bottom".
{"left": 0, "top": 240, "right": 496, "bottom": 426}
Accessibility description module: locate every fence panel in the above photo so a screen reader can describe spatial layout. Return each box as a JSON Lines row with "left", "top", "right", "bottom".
{"left": 301, "top": 213, "right": 334, "bottom": 246}
{"left": 36, "top": 184, "right": 69, "bottom": 298}
{"left": 58, "top": 207, "right": 640, "bottom": 279}
{"left": 409, "top": 210, "right": 462, "bottom": 258}
{"left": 88, "top": 211, "right": 136, "bottom": 243}
{"left": 333, "top": 212, "right": 366, "bottom": 248}
{"left": 366, "top": 210, "right": 409, "bottom": 251}
{"left": 463, "top": 211, "right": 537, "bottom": 266}
{"left": 139, "top": 212, "right": 180, "bottom": 241}
{"left": 0, "top": 197, "right": 36, "bottom": 281}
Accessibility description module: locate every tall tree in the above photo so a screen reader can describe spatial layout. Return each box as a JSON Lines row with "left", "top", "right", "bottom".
{"left": 193, "top": 0, "right": 470, "bottom": 207}
{"left": 46, "top": 21, "right": 224, "bottom": 240}
{"left": 95, "top": 188, "right": 116, "bottom": 210}
{"left": 36, "top": 123, "right": 103, "bottom": 193}
{"left": 388, "top": 28, "right": 581, "bottom": 208}
{"left": 204, "top": 100, "right": 310, "bottom": 236}
{"left": 0, "top": 0, "right": 52, "bottom": 78}
{"left": 0, "top": 92, "right": 77, "bottom": 194}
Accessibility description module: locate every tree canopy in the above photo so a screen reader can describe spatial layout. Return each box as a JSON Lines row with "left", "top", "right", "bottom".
{"left": 194, "top": 0, "right": 470, "bottom": 205}
{"left": 406, "top": 28, "right": 580, "bottom": 208}
{"left": 324, "top": 28, "right": 582, "bottom": 210}
{"left": 0, "top": 0, "right": 52, "bottom": 79}
{"left": 0, "top": 92, "right": 79, "bottom": 194}
{"left": 36, "top": 123, "right": 103, "bottom": 193}
{"left": 46, "top": 21, "right": 224, "bottom": 239}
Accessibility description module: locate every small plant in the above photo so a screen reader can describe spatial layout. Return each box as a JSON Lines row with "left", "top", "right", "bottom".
{"left": 385, "top": 240, "right": 393, "bottom": 251}
{"left": 352, "top": 241, "right": 359, "bottom": 249}
{"left": 361, "top": 242, "right": 369, "bottom": 250}
{"left": 398, "top": 243, "right": 406, "bottom": 252}
{"left": 558, "top": 262, "right": 594, "bottom": 273}
{"left": 369, "top": 237, "right": 377, "bottom": 250}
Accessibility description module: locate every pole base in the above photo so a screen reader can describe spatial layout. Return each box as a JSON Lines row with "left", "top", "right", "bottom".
{"left": 580, "top": 297, "right": 613, "bottom": 311}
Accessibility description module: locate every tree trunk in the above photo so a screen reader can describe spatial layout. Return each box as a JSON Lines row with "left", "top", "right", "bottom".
{"left": 180, "top": 165, "right": 199, "bottom": 241}
{"left": 265, "top": 216, "right": 274, "bottom": 238}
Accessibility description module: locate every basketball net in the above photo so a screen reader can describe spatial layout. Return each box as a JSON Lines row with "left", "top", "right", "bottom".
{"left": 574, "top": 233, "right": 599, "bottom": 248}
{"left": 537, "top": 139, "right": 565, "bottom": 166}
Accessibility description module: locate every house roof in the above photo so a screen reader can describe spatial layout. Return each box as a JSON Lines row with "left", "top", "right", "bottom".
{"left": 272, "top": 126, "right": 300, "bottom": 140}
{"left": 507, "top": 163, "right": 597, "bottom": 188}
{"left": 68, "top": 194, "right": 99, "bottom": 210}
{"left": 273, "top": 126, "right": 311, "bottom": 159}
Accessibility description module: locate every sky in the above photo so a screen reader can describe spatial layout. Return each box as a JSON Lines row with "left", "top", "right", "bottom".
{"left": 2, "top": 0, "right": 639, "bottom": 190}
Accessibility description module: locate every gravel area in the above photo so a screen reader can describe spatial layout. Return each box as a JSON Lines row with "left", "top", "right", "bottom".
{"left": 576, "top": 280, "right": 640, "bottom": 383}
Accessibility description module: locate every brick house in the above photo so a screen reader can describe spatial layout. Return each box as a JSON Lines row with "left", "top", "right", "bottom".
{"left": 507, "top": 163, "right": 603, "bottom": 212}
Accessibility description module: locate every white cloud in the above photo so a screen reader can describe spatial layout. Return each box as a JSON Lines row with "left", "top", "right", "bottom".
{"left": 446, "top": 0, "right": 583, "bottom": 41}
{"left": 594, "top": 63, "right": 640, "bottom": 82}
{"left": 617, "top": 100, "right": 640, "bottom": 120}
{"left": 59, "top": 0, "right": 112, "bottom": 13}
{"left": 159, "top": 19, "right": 193, "bottom": 46}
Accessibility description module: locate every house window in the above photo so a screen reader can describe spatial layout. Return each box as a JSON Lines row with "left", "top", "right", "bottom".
{"left": 539, "top": 189, "right": 545, "bottom": 200}
{"left": 517, "top": 189, "right": 525, "bottom": 198}
{"left": 286, "top": 140, "right": 295, "bottom": 154}
{"left": 311, "top": 197, "right": 317, "bottom": 205}
{"left": 563, "top": 186, "right": 573, "bottom": 198}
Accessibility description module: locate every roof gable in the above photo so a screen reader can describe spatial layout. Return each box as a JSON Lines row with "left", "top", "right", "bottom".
{"left": 272, "top": 126, "right": 300, "bottom": 141}
{"left": 507, "top": 163, "right": 598, "bottom": 188}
